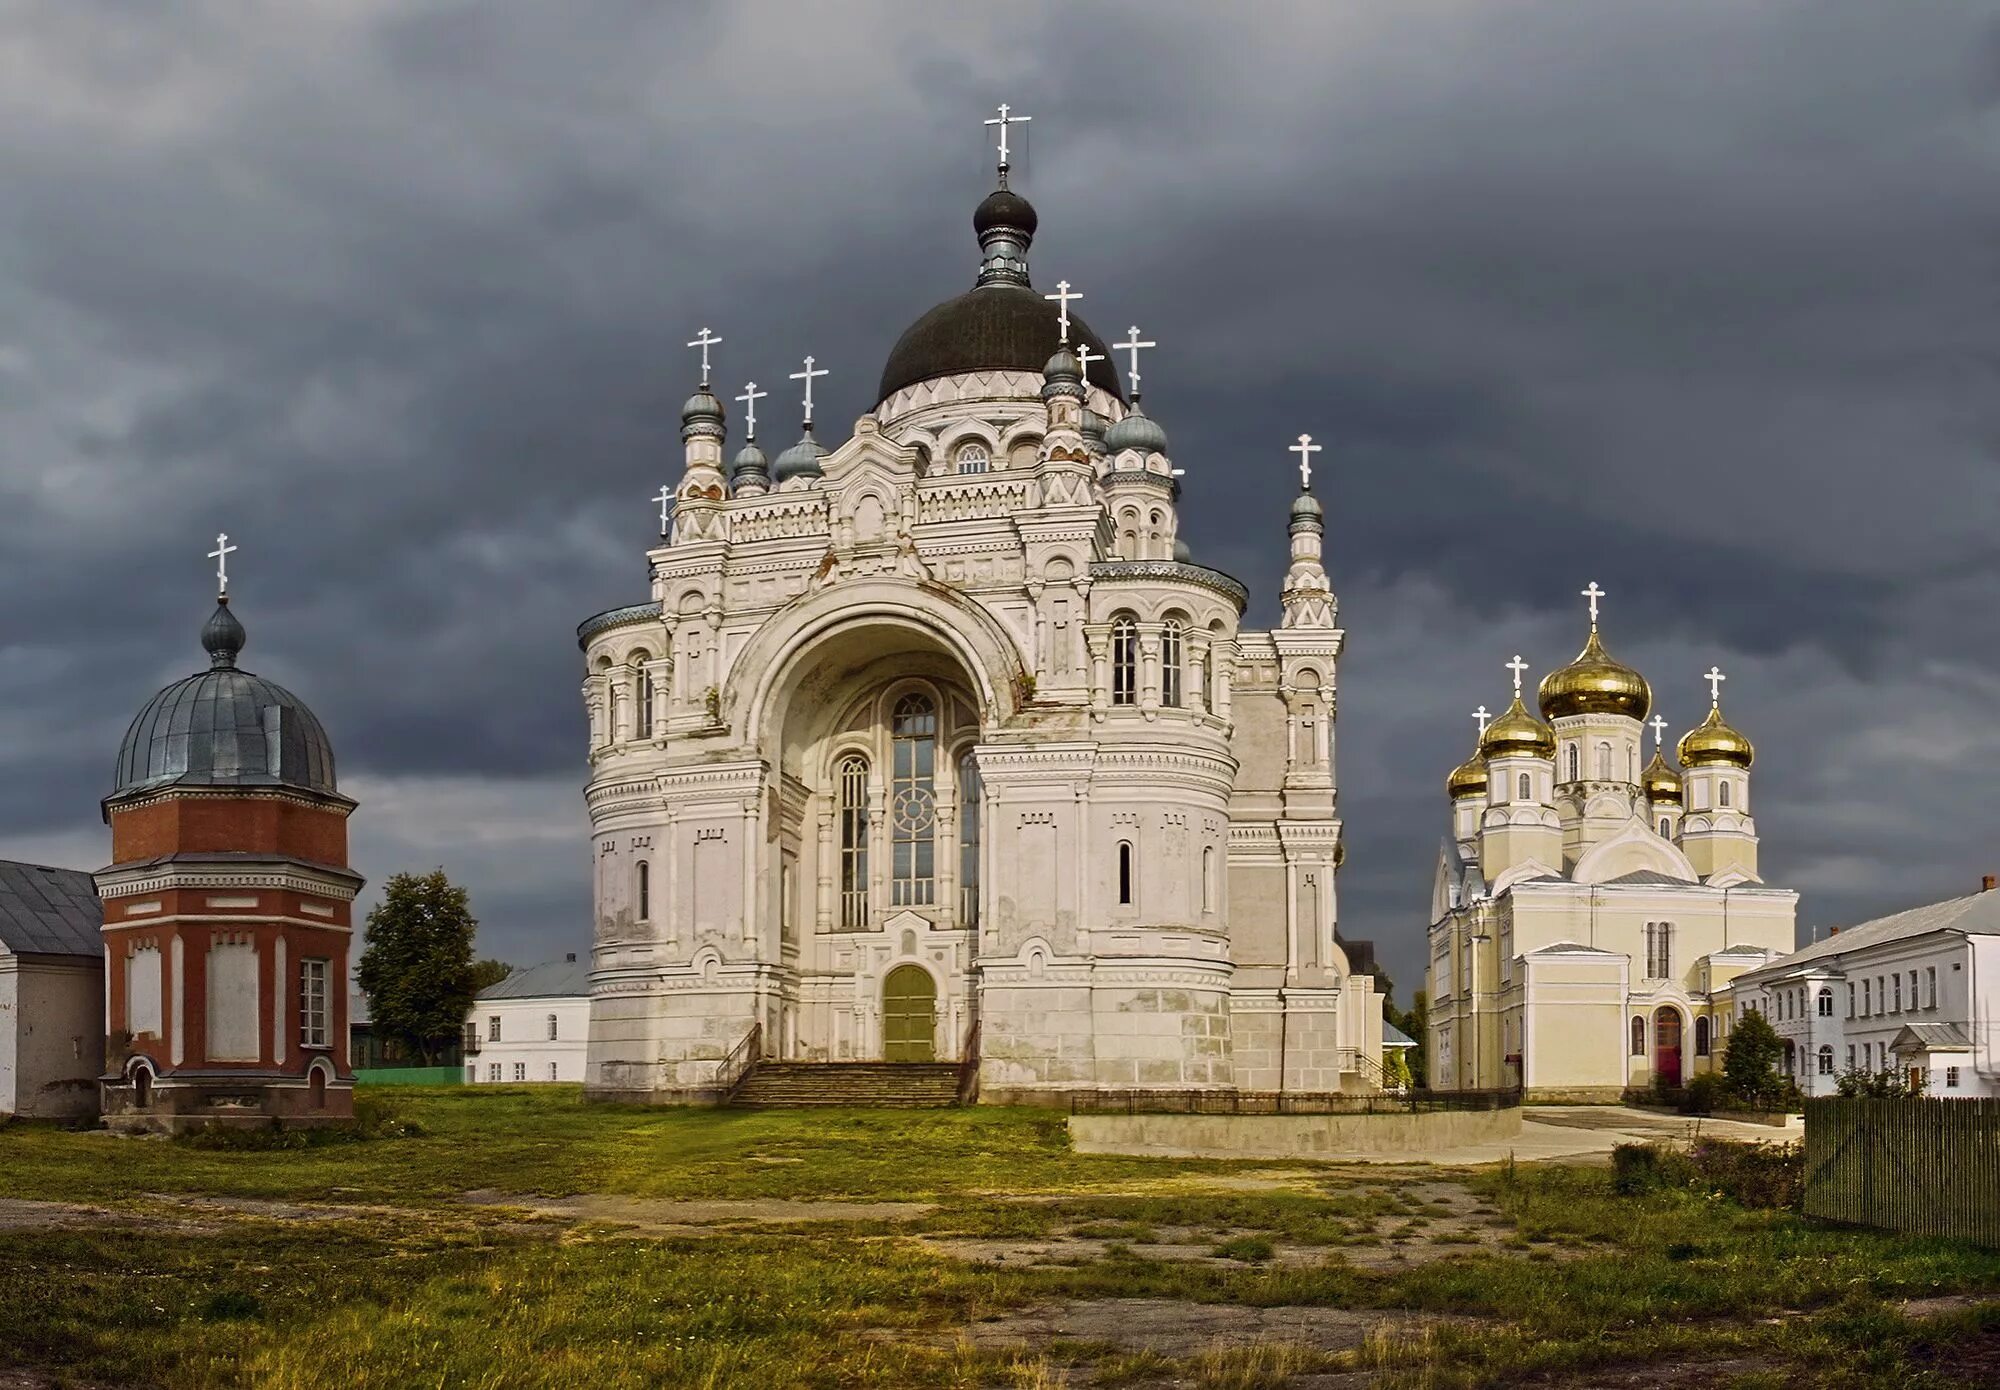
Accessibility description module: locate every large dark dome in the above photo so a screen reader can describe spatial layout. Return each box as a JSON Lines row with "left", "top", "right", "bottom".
{"left": 877, "top": 181, "right": 1128, "bottom": 405}
{"left": 878, "top": 286, "right": 1124, "bottom": 403}
{"left": 110, "top": 600, "right": 340, "bottom": 801}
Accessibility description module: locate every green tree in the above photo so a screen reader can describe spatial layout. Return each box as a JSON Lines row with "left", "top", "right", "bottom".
{"left": 357, "top": 870, "right": 479, "bottom": 1066}
{"left": 1720, "top": 1008, "right": 1788, "bottom": 1109}
{"left": 1382, "top": 987, "right": 1430, "bottom": 1089}
{"left": 469, "top": 958, "right": 515, "bottom": 994}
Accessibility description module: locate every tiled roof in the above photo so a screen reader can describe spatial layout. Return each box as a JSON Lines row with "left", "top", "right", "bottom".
{"left": 476, "top": 957, "right": 589, "bottom": 1001}
{"left": 0, "top": 860, "right": 100, "bottom": 957}
{"left": 1745, "top": 891, "right": 2000, "bottom": 978}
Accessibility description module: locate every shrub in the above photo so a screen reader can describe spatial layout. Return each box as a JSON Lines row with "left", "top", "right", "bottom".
{"left": 1681, "top": 1071, "right": 1727, "bottom": 1115}
{"left": 1610, "top": 1139, "right": 1801, "bottom": 1209}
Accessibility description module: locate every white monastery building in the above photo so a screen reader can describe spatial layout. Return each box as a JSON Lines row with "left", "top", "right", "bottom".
{"left": 576, "top": 123, "right": 1381, "bottom": 1104}
{"left": 0, "top": 861, "right": 104, "bottom": 1120}
{"left": 1426, "top": 595, "right": 1798, "bottom": 1100}
{"left": 1723, "top": 884, "right": 2000, "bottom": 1098}
{"left": 466, "top": 955, "right": 590, "bottom": 1085}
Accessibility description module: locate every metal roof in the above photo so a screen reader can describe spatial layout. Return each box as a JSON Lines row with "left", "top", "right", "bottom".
{"left": 1383, "top": 1021, "right": 1417, "bottom": 1048}
{"left": 1743, "top": 890, "right": 2000, "bottom": 978}
{"left": 1892, "top": 1023, "right": 1972, "bottom": 1051}
{"left": 0, "top": 860, "right": 100, "bottom": 957}
{"left": 476, "top": 957, "right": 589, "bottom": 1001}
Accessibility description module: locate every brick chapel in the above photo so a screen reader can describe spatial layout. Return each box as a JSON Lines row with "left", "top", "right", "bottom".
{"left": 96, "top": 566, "right": 363, "bottom": 1131}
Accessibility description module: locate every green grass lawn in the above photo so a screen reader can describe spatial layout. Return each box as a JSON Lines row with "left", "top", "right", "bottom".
{"left": 2, "top": 1088, "right": 1997, "bottom": 1389}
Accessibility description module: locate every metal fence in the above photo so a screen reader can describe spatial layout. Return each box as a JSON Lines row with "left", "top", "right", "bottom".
{"left": 1804, "top": 1097, "right": 2000, "bottom": 1249}
{"left": 1068, "top": 1088, "right": 1519, "bottom": 1116}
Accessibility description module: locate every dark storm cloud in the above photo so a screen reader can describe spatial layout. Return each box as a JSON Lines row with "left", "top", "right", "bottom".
{"left": 2, "top": 1, "right": 1995, "bottom": 991}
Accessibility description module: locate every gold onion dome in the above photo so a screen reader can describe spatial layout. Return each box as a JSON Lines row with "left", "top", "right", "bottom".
{"left": 1642, "top": 747, "right": 1683, "bottom": 802}
{"left": 1446, "top": 749, "right": 1488, "bottom": 800}
{"left": 1538, "top": 628, "right": 1652, "bottom": 722}
{"left": 1678, "top": 704, "right": 1754, "bottom": 769}
{"left": 1479, "top": 695, "right": 1556, "bottom": 760}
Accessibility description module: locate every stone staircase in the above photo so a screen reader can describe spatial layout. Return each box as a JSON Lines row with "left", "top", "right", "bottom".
{"left": 727, "top": 1061, "right": 963, "bottom": 1108}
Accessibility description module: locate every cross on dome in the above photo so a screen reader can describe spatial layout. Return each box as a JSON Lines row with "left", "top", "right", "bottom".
{"left": 736, "top": 381, "right": 766, "bottom": 440}
{"left": 1044, "top": 280, "right": 1081, "bottom": 345}
{"left": 1473, "top": 705, "right": 1493, "bottom": 735}
{"left": 790, "top": 356, "right": 828, "bottom": 425}
{"left": 1113, "top": 325, "right": 1155, "bottom": 398}
{"left": 686, "top": 327, "right": 722, "bottom": 387}
{"left": 207, "top": 532, "right": 238, "bottom": 596}
{"left": 1649, "top": 714, "right": 1668, "bottom": 749}
{"left": 1581, "top": 581, "right": 1606, "bottom": 629}
{"left": 984, "top": 102, "right": 1031, "bottom": 179}
{"left": 653, "top": 485, "right": 673, "bottom": 536}
{"left": 1075, "top": 343, "right": 1101, "bottom": 392}
{"left": 1290, "top": 434, "right": 1322, "bottom": 490}
{"left": 1506, "top": 654, "right": 1529, "bottom": 696}
{"left": 1704, "top": 665, "right": 1727, "bottom": 706}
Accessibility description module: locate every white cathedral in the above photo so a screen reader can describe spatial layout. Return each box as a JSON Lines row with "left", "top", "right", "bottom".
{"left": 575, "top": 150, "right": 1381, "bottom": 1104}
{"left": 1425, "top": 598, "right": 1798, "bottom": 1101}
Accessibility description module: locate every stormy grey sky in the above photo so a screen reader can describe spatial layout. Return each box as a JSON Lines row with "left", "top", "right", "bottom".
{"left": 3, "top": 1, "right": 1998, "bottom": 999}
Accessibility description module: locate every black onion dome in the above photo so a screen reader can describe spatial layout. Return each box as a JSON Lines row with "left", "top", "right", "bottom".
{"left": 112, "top": 602, "right": 339, "bottom": 799}
{"left": 973, "top": 187, "right": 1038, "bottom": 238}
{"left": 878, "top": 288, "right": 1124, "bottom": 403}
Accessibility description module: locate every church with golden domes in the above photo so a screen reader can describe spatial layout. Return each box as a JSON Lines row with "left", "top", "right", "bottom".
{"left": 1425, "top": 587, "right": 1796, "bottom": 1100}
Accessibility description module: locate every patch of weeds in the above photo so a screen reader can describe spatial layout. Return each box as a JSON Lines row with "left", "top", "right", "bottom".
{"left": 1212, "top": 1235, "right": 1275, "bottom": 1263}
{"left": 1069, "top": 1221, "right": 1157, "bottom": 1243}
{"left": 1091, "top": 1348, "right": 1178, "bottom": 1385}
{"left": 1185, "top": 1338, "right": 1331, "bottom": 1389}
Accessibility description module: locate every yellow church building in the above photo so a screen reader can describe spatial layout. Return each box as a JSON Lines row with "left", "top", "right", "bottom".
{"left": 1425, "top": 586, "right": 1797, "bottom": 1100}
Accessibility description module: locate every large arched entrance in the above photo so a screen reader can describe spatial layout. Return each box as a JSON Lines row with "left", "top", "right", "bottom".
{"left": 1653, "top": 1006, "right": 1683, "bottom": 1087}
{"left": 882, "top": 964, "right": 937, "bottom": 1062}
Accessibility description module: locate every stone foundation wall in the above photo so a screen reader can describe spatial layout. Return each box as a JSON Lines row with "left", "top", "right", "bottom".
{"left": 101, "top": 1076, "right": 354, "bottom": 1135}
{"left": 1068, "top": 1105, "right": 1522, "bottom": 1159}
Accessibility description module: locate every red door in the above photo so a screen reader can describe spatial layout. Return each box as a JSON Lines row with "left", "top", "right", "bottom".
{"left": 1654, "top": 1007, "right": 1683, "bottom": 1087}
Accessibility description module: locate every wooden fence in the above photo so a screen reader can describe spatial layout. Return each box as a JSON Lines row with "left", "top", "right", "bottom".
{"left": 1804, "top": 1098, "right": 2000, "bottom": 1248}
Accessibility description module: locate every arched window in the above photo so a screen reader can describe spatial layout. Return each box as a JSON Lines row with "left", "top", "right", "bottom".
{"left": 1719, "top": 780, "right": 1732, "bottom": 808}
{"left": 890, "top": 694, "right": 938, "bottom": 906}
{"left": 1161, "top": 620, "right": 1185, "bottom": 708}
{"left": 839, "top": 754, "right": 869, "bottom": 928}
{"left": 607, "top": 683, "right": 622, "bottom": 741}
{"left": 1596, "top": 742, "right": 1612, "bottom": 781}
{"left": 1630, "top": 1016, "right": 1646, "bottom": 1056}
{"left": 1518, "top": 772, "right": 1532, "bottom": 801}
{"left": 1659, "top": 817, "right": 1671, "bottom": 837}
{"left": 955, "top": 442, "right": 990, "bottom": 474}
{"left": 1627, "top": 747, "right": 1636, "bottom": 782}
{"left": 957, "top": 749, "right": 981, "bottom": 927}
{"left": 1817, "top": 1045, "right": 1835, "bottom": 1076}
{"left": 1111, "top": 617, "right": 1138, "bottom": 706}
{"left": 1694, "top": 1016, "right": 1711, "bottom": 1057}
{"left": 1565, "top": 745, "right": 1580, "bottom": 782}
{"left": 1201, "top": 845, "right": 1215, "bottom": 913}
{"left": 634, "top": 655, "right": 654, "bottom": 739}
{"left": 635, "top": 861, "right": 650, "bottom": 921}
{"left": 547, "top": 1013, "right": 559, "bottom": 1041}
{"left": 1117, "top": 841, "right": 1134, "bottom": 906}
{"left": 1816, "top": 987, "right": 1833, "bottom": 1018}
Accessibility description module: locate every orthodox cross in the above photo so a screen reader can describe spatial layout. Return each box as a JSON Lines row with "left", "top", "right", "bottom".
{"left": 1581, "top": 580, "right": 1606, "bottom": 628}
{"left": 207, "top": 532, "right": 238, "bottom": 595}
{"left": 1075, "top": 342, "right": 1101, "bottom": 390}
{"left": 1506, "top": 654, "right": 1529, "bottom": 696}
{"left": 1112, "top": 325, "right": 1155, "bottom": 397}
{"left": 1704, "top": 665, "right": 1726, "bottom": 706}
{"left": 686, "top": 327, "right": 722, "bottom": 387}
{"left": 1044, "top": 280, "right": 1081, "bottom": 344}
{"left": 653, "top": 485, "right": 673, "bottom": 536}
{"left": 1473, "top": 705, "right": 1493, "bottom": 735}
{"left": 735, "top": 381, "right": 766, "bottom": 440}
{"left": 790, "top": 356, "right": 828, "bottom": 425}
{"left": 984, "top": 102, "right": 1031, "bottom": 177}
{"left": 1290, "top": 433, "right": 1322, "bottom": 490}
{"left": 1649, "top": 713, "right": 1668, "bottom": 749}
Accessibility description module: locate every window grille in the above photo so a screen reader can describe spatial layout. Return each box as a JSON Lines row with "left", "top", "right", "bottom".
{"left": 957, "top": 750, "right": 981, "bottom": 927}
{"left": 838, "top": 755, "right": 870, "bottom": 928}
{"left": 1111, "top": 618, "right": 1138, "bottom": 705}
{"left": 300, "top": 959, "right": 329, "bottom": 1047}
{"left": 1161, "top": 621, "right": 1185, "bottom": 708}
{"left": 890, "top": 694, "right": 937, "bottom": 907}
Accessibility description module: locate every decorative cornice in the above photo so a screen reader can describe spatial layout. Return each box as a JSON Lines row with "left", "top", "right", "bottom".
{"left": 578, "top": 603, "right": 663, "bottom": 648}
{"left": 1090, "top": 560, "right": 1248, "bottom": 611}
{"left": 96, "top": 865, "right": 361, "bottom": 902}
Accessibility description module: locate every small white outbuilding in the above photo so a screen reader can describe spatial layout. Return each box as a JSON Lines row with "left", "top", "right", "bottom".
{"left": 464, "top": 955, "right": 589, "bottom": 1085}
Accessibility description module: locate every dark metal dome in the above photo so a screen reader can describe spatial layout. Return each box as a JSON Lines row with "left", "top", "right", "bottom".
{"left": 973, "top": 187, "right": 1038, "bottom": 238}
{"left": 111, "top": 601, "right": 339, "bottom": 799}
{"left": 878, "top": 286, "right": 1123, "bottom": 403}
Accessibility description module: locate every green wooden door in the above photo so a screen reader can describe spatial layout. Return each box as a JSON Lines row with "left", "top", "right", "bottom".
{"left": 882, "top": 965, "right": 937, "bottom": 1062}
